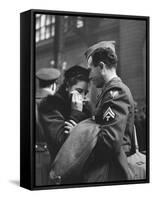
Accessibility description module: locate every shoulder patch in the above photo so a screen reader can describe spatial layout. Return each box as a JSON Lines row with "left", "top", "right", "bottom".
{"left": 103, "top": 107, "right": 115, "bottom": 122}
{"left": 110, "top": 90, "right": 119, "bottom": 99}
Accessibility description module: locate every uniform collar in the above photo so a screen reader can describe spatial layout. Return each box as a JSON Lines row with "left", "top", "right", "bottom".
{"left": 103, "top": 76, "right": 121, "bottom": 91}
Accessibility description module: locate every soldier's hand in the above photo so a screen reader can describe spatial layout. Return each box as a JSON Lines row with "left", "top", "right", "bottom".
{"left": 71, "top": 90, "right": 83, "bottom": 111}
{"left": 64, "top": 120, "right": 77, "bottom": 134}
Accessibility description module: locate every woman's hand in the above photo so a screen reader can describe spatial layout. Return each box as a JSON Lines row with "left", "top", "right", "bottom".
{"left": 64, "top": 120, "right": 77, "bottom": 135}
{"left": 71, "top": 90, "right": 83, "bottom": 112}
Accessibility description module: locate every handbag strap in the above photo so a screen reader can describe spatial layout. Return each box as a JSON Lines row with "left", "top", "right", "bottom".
{"left": 133, "top": 125, "right": 139, "bottom": 153}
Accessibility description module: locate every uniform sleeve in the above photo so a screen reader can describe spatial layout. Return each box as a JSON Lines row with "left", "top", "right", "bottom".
{"left": 96, "top": 88, "right": 130, "bottom": 155}
{"left": 39, "top": 104, "right": 68, "bottom": 150}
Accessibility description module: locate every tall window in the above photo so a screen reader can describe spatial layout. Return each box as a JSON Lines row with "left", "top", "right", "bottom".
{"left": 35, "top": 14, "right": 85, "bottom": 43}
{"left": 35, "top": 14, "right": 55, "bottom": 43}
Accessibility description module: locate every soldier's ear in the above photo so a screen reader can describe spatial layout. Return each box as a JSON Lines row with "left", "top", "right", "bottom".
{"left": 99, "top": 62, "right": 106, "bottom": 75}
{"left": 99, "top": 61, "right": 105, "bottom": 69}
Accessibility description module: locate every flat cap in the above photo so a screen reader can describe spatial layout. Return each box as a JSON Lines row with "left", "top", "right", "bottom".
{"left": 85, "top": 41, "right": 116, "bottom": 60}
{"left": 36, "top": 67, "right": 61, "bottom": 81}
{"left": 64, "top": 65, "right": 90, "bottom": 80}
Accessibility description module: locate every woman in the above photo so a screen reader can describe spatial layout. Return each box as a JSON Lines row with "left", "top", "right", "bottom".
{"left": 38, "top": 65, "right": 91, "bottom": 168}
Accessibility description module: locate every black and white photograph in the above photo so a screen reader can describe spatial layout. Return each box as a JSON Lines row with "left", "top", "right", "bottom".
{"left": 20, "top": 9, "right": 149, "bottom": 190}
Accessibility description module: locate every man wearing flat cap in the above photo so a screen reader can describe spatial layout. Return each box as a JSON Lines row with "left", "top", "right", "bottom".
{"left": 35, "top": 67, "right": 61, "bottom": 185}
{"left": 82, "top": 41, "right": 135, "bottom": 182}
{"left": 36, "top": 67, "right": 61, "bottom": 142}
{"left": 36, "top": 67, "right": 61, "bottom": 101}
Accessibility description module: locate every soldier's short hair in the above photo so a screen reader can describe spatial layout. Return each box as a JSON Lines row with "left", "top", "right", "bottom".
{"left": 92, "top": 47, "right": 118, "bottom": 69}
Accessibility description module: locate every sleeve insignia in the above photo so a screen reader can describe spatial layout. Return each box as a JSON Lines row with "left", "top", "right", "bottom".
{"left": 110, "top": 90, "right": 119, "bottom": 99}
{"left": 103, "top": 107, "right": 115, "bottom": 121}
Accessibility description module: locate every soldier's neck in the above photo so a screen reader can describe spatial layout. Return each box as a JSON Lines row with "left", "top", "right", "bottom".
{"left": 104, "top": 70, "right": 118, "bottom": 84}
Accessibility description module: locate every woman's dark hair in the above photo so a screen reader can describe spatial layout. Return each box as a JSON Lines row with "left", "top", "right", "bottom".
{"left": 58, "top": 65, "right": 90, "bottom": 97}
{"left": 65, "top": 74, "right": 89, "bottom": 87}
{"left": 92, "top": 47, "right": 118, "bottom": 68}
{"left": 64, "top": 65, "right": 90, "bottom": 87}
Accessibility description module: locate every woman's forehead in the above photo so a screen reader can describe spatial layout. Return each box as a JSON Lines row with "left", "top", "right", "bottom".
{"left": 71, "top": 80, "right": 88, "bottom": 89}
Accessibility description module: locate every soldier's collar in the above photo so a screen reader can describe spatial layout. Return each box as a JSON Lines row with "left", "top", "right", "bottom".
{"left": 103, "top": 76, "right": 121, "bottom": 90}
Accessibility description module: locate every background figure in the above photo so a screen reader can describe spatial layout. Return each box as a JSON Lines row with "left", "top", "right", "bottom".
{"left": 38, "top": 65, "right": 92, "bottom": 184}
{"left": 36, "top": 67, "right": 61, "bottom": 144}
{"left": 35, "top": 67, "right": 61, "bottom": 186}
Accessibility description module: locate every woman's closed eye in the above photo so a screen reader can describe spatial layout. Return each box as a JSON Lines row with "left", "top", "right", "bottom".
{"left": 75, "top": 88, "right": 88, "bottom": 95}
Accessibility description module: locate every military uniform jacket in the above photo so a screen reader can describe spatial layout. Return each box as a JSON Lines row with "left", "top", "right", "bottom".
{"left": 83, "top": 77, "right": 135, "bottom": 182}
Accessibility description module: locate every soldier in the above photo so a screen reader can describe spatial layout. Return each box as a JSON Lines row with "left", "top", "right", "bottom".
{"left": 83, "top": 41, "right": 135, "bottom": 182}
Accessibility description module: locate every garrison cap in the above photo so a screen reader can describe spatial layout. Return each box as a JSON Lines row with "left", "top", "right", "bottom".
{"left": 36, "top": 67, "right": 61, "bottom": 81}
{"left": 85, "top": 41, "right": 116, "bottom": 60}
{"left": 64, "top": 65, "right": 90, "bottom": 80}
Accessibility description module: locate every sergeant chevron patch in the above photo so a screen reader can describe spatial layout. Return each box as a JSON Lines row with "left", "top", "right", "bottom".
{"left": 103, "top": 107, "right": 115, "bottom": 121}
